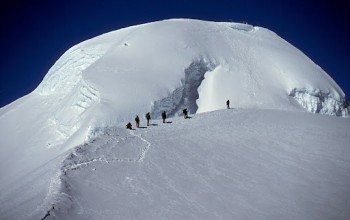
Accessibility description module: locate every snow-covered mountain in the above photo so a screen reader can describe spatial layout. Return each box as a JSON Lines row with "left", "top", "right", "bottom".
{"left": 0, "top": 19, "right": 349, "bottom": 220}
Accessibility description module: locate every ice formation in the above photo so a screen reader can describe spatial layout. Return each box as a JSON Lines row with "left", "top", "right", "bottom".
{"left": 290, "top": 88, "right": 349, "bottom": 117}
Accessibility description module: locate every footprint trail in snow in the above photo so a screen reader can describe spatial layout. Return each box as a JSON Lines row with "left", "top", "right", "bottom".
{"left": 42, "top": 126, "right": 152, "bottom": 219}
{"left": 62, "top": 126, "right": 151, "bottom": 172}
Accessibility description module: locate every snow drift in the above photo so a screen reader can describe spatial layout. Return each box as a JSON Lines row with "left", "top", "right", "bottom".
{"left": 0, "top": 19, "right": 349, "bottom": 220}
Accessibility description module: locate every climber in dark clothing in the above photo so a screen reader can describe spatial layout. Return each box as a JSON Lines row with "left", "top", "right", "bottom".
{"left": 126, "top": 122, "right": 132, "bottom": 130}
{"left": 183, "top": 108, "right": 188, "bottom": 119}
{"left": 145, "top": 112, "right": 151, "bottom": 126}
{"left": 162, "top": 111, "right": 166, "bottom": 123}
{"left": 135, "top": 115, "right": 140, "bottom": 128}
{"left": 226, "top": 99, "right": 230, "bottom": 109}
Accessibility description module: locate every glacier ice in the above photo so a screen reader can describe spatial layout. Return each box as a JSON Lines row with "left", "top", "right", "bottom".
{"left": 151, "top": 58, "right": 216, "bottom": 118}
{"left": 290, "top": 88, "right": 349, "bottom": 117}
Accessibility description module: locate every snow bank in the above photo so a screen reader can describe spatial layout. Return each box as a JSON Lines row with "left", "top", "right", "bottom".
{"left": 49, "top": 109, "right": 350, "bottom": 220}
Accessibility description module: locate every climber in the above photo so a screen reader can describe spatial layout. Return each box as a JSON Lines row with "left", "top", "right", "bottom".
{"left": 135, "top": 115, "right": 140, "bottom": 128}
{"left": 126, "top": 122, "right": 132, "bottom": 130}
{"left": 162, "top": 111, "right": 167, "bottom": 123}
{"left": 183, "top": 108, "right": 188, "bottom": 119}
{"left": 226, "top": 99, "right": 230, "bottom": 109}
{"left": 145, "top": 112, "right": 151, "bottom": 126}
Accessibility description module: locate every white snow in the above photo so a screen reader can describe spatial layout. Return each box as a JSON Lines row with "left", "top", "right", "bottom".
{"left": 43, "top": 110, "right": 350, "bottom": 219}
{"left": 0, "top": 19, "right": 350, "bottom": 220}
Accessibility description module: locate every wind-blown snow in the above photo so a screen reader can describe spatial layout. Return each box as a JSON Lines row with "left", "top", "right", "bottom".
{"left": 0, "top": 19, "right": 349, "bottom": 220}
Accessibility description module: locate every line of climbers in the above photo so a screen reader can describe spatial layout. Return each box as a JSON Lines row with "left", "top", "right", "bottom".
{"left": 126, "top": 99, "right": 230, "bottom": 130}
{"left": 126, "top": 108, "right": 189, "bottom": 130}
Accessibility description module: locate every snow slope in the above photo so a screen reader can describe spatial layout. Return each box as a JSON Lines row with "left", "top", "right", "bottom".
{"left": 43, "top": 109, "right": 350, "bottom": 219}
{"left": 0, "top": 19, "right": 350, "bottom": 219}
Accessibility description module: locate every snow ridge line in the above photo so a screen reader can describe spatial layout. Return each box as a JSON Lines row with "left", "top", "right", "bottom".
{"left": 40, "top": 128, "right": 151, "bottom": 219}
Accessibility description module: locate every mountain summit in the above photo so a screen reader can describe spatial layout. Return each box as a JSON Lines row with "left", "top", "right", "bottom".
{"left": 6, "top": 18, "right": 348, "bottom": 146}
{"left": 7, "top": 20, "right": 339, "bottom": 146}
{"left": 0, "top": 19, "right": 349, "bottom": 219}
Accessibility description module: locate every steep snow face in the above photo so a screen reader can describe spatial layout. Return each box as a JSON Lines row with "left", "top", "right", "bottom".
{"left": 34, "top": 19, "right": 349, "bottom": 125}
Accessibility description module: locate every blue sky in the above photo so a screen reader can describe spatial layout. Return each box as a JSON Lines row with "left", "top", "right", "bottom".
{"left": 1, "top": 0, "right": 349, "bottom": 107}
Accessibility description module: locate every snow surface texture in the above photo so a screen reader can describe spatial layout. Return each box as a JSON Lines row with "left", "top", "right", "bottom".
{"left": 0, "top": 19, "right": 350, "bottom": 219}
{"left": 39, "top": 110, "right": 350, "bottom": 219}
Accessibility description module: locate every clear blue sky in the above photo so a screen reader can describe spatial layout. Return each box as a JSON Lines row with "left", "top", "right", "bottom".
{"left": 1, "top": 0, "right": 349, "bottom": 107}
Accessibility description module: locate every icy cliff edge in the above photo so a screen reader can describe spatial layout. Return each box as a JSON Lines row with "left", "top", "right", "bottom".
{"left": 290, "top": 88, "right": 349, "bottom": 117}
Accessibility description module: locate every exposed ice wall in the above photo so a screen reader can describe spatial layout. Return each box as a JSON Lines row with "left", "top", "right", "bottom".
{"left": 151, "top": 59, "right": 215, "bottom": 118}
{"left": 290, "top": 88, "right": 349, "bottom": 117}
